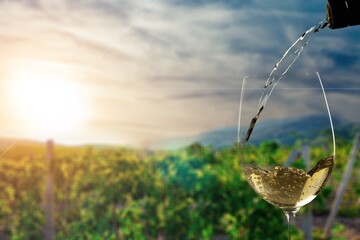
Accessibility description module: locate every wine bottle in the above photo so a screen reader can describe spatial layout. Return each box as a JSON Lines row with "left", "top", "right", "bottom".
{"left": 327, "top": 0, "right": 360, "bottom": 29}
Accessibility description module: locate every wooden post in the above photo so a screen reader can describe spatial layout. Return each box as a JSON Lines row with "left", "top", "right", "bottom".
{"left": 302, "top": 144, "right": 312, "bottom": 240}
{"left": 284, "top": 149, "right": 301, "bottom": 167}
{"left": 324, "top": 133, "right": 360, "bottom": 238}
{"left": 44, "top": 140, "right": 54, "bottom": 240}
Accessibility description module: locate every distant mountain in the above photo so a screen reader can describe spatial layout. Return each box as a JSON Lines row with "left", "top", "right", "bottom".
{"left": 156, "top": 115, "right": 360, "bottom": 149}
{"left": 2, "top": 115, "right": 359, "bottom": 151}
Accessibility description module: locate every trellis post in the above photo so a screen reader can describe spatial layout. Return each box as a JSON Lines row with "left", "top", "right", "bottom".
{"left": 302, "top": 144, "right": 312, "bottom": 240}
{"left": 44, "top": 140, "right": 54, "bottom": 240}
{"left": 324, "top": 133, "right": 360, "bottom": 238}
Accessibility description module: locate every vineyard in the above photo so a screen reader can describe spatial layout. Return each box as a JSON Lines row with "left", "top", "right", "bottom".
{"left": 0, "top": 136, "right": 359, "bottom": 240}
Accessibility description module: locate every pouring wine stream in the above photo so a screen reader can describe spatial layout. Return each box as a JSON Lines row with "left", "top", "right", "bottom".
{"left": 239, "top": 20, "right": 329, "bottom": 143}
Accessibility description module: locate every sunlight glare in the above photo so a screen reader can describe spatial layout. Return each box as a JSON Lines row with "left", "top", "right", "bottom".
{"left": 8, "top": 69, "right": 88, "bottom": 137}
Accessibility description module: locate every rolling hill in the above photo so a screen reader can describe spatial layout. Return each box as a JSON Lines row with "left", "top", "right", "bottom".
{"left": 156, "top": 115, "right": 360, "bottom": 149}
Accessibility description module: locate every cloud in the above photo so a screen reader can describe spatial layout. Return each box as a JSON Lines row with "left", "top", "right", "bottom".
{"left": 171, "top": 0, "right": 253, "bottom": 8}
{"left": 0, "top": 0, "right": 359, "bottom": 146}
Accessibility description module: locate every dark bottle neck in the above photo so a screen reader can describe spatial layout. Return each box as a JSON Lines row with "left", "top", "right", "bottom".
{"left": 327, "top": 0, "right": 360, "bottom": 29}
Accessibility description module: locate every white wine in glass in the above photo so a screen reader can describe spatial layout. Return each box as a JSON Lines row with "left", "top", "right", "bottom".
{"left": 243, "top": 155, "right": 333, "bottom": 214}
{"left": 238, "top": 72, "right": 335, "bottom": 239}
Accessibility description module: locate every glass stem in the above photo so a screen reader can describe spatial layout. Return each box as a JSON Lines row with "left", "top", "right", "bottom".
{"left": 284, "top": 210, "right": 296, "bottom": 240}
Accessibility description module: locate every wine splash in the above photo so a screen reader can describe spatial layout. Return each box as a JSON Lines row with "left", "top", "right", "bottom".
{"left": 242, "top": 20, "right": 329, "bottom": 143}
{"left": 243, "top": 155, "right": 334, "bottom": 213}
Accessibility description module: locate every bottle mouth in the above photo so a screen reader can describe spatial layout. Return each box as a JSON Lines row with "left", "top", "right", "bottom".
{"left": 327, "top": 0, "right": 360, "bottom": 29}
{"left": 327, "top": 0, "right": 349, "bottom": 29}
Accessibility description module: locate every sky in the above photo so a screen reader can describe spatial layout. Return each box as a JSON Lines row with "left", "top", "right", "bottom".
{"left": 0, "top": 0, "right": 359, "bottom": 147}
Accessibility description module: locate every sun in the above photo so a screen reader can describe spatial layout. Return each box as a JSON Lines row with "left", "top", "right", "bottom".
{"left": 8, "top": 69, "right": 88, "bottom": 137}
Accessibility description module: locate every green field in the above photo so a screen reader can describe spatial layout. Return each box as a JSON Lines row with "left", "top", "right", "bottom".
{"left": 0, "top": 136, "right": 359, "bottom": 239}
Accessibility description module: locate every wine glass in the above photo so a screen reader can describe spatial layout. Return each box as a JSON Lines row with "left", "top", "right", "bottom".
{"left": 237, "top": 71, "right": 336, "bottom": 239}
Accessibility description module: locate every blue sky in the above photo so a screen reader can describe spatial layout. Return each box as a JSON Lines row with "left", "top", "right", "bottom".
{"left": 0, "top": 0, "right": 359, "bottom": 146}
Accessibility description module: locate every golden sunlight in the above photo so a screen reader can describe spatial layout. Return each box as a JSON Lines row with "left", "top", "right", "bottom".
{"left": 7, "top": 69, "right": 88, "bottom": 137}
